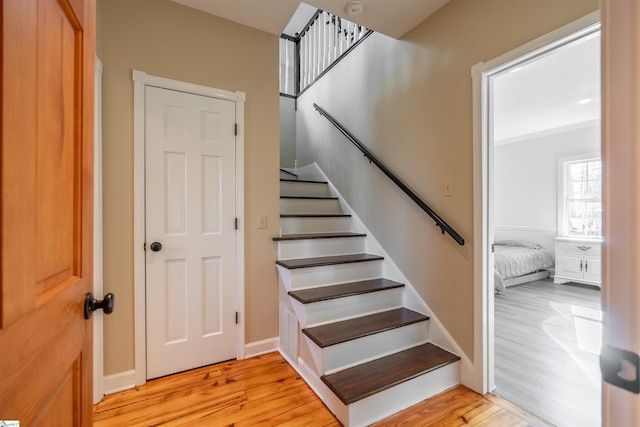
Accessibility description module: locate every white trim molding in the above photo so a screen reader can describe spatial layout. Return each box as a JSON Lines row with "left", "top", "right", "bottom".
{"left": 132, "top": 70, "right": 246, "bottom": 387}
{"left": 93, "top": 55, "right": 105, "bottom": 404}
{"left": 494, "top": 226, "right": 557, "bottom": 233}
{"left": 245, "top": 338, "right": 279, "bottom": 359}
{"left": 104, "top": 370, "right": 137, "bottom": 396}
{"left": 471, "top": 11, "right": 601, "bottom": 394}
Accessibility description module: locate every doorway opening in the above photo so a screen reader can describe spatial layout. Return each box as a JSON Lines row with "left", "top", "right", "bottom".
{"left": 473, "top": 13, "right": 602, "bottom": 427}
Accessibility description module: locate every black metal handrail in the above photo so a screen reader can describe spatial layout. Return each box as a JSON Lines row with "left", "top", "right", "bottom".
{"left": 313, "top": 103, "right": 465, "bottom": 246}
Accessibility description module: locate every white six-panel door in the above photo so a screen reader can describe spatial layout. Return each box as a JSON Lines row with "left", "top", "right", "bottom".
{"left": 145, "top": 86, "right": 237, "bottom": 379}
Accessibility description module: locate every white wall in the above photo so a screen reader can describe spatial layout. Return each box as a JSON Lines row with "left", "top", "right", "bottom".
{"left": 280, "top": 96, "right": 297, "bottom": 168}
{"left": 295, "top": 0, "right": 599, "bottom": 359}
{"left": 494, "top": 124, "right": 601, "bottom": 254}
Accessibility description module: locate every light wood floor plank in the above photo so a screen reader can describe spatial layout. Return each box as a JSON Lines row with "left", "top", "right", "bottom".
{"left": 494, "top": 279, "right": 601, "bottom": 427}
{"left": 94, "top": 352, "right": 551, "bottom": 426}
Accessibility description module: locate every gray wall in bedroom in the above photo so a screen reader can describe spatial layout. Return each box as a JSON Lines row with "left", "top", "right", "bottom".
{"left": 494, "top": 123, "right": 601, "bottom": 256}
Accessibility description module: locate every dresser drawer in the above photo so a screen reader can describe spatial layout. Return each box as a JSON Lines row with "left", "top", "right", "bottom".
{"left": 557, "top": 241, "right": 601, "bottom": 256}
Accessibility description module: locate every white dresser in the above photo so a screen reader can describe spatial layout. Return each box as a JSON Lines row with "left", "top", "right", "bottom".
{"left": 554, "top": 237, "right": 602, "bottom": 287}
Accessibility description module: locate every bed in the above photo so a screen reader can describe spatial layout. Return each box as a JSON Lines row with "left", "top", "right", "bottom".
{"left": 494, "top": 240, "right": 555, "bottom": 292}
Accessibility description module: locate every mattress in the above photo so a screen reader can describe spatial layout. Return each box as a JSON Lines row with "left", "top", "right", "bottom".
{"left": 494, "top": 240, "right": 555, "bottom": 291}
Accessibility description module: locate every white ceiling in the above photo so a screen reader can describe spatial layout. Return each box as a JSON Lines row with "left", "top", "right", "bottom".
{"left": 171, "top": 0, "right": 450, "bottom": 39}
{"left": 170, "top": 0, "right": 600, "bottom": 142}
{"left": 492, "top": 31, "right": 601, "bottom": 143}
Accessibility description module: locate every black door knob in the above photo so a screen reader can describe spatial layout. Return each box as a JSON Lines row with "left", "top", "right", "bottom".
{"left": 150, "top": 242, "right": 163, "bottom": 252}
{"left": 84, "top": 292, "right": 115, "bottom": 319}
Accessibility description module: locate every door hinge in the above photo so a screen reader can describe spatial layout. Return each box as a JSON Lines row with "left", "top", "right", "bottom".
{"left": 235, "top": 312, "right": 239, "bottom": 324}
{"left": 234, "top": 123, "right": 238, "bottom": 136}
{"left": 143, "top": 242, "right": 146, "bottom": 251}
{"left": 235, "top": 218, "right": 238, "bottom": 230}
{"left": 491, "top": 243, "right": 495, "bottom": 253}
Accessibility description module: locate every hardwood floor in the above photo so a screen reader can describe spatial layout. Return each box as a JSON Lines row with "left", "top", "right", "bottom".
{"left": 494, "top": 279, "right": 602, "bottom": 427}
{"left": 94, "top": 352, "right": 552, "bottom": 426}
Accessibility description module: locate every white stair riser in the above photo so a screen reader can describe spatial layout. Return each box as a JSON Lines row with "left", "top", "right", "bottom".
{"left": 278, "top": 236, "right": 364, "bottom": 259}
{"left": 290, "top": 288, "right": 403, "bottom": 328}
{"left": 277, "top": 261, "right": 382, "bottom": 291}
{"left": 346, "top": 361, "right": 460, "bottom": 427}
{"left": 280, "top": 216, "right": 353, "bottom": 234}
{"left": 280, "top": 198, "right": 343, "bottom": 214}
{"left": 281, "top": 181, "right": 330, "bottom": 197}
{"left": 293, "top": 354, "right": 460, "bottom": 427}
{"left": 305, "top": 322, "right": 429, "bottom": 375}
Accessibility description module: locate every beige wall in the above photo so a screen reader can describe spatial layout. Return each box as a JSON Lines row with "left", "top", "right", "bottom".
{"left": 97, "top": 0, "right": 280, "bottom": 375}
{"left": 296, "top": 0, "right": 598, "bottom": 359}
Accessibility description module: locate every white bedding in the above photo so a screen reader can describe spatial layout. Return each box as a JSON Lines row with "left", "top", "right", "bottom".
{"left": 494, "top": 240, "right": 555, "bottom": 292}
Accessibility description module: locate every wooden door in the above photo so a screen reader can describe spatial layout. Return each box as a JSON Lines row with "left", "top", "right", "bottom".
{"left": 0, "top": 0, "right": 95, "bottom": 425}
{"left": 145, "top": 87, "right": 237, "bottom": 379}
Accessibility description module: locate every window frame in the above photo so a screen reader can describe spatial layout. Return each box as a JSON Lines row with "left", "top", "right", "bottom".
{"left": 557, "top": 153, "right": 602, "bottom": 238}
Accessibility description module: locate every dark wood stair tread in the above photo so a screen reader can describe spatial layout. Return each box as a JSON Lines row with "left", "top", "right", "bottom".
{"left": 280, "top": 213, "right": 351, "bottom": 218}
{"left": 289, "top": 278, "right": 404, "bottom": 304}
{"left": 276, "top": 253, "right": 383, "bottom": 270}
{"left": 280, "top": 178, "right": 327, "bottom": 184}
{"left": 302, "top": 308, "right": 427, "bottom": 348}
{"left": 321, "top": 342, "right": 460, "bottom": 405}
{"left": 280, "top": 195, "right": 339, "bottom": 200}
{"left": 273, "top": 232, "right": 366, "bottom": 242}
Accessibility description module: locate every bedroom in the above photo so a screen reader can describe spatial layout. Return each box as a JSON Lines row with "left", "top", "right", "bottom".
{"left": 490, "top": 28, "right": 602, "bottom": 427}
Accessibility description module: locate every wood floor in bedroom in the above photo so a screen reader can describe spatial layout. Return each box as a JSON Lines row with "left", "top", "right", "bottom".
{"left": 494, "top": 278, "right": 602, "bottom": 427}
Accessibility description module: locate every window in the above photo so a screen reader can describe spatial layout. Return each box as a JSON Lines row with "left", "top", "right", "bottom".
{"left": 562, "top": 158, "right": 602, "bottom": 237}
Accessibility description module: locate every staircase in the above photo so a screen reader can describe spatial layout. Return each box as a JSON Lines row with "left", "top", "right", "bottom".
{"left": 275, "top": 167, "right": 461, "bottom": 427}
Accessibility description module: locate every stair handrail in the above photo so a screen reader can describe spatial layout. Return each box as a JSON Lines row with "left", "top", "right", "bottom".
{"left": 313, "top": 103, "right": 465, "bottom": 246}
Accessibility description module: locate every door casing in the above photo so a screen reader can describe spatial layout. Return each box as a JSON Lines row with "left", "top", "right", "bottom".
{"left": 132, "top": 70, "right": 246, "bottom": 386}
{"left": 470, "top": 11, "right": 601, "bottom": 394}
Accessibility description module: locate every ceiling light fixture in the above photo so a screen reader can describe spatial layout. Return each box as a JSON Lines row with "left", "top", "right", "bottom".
{"left": 345, "top": 0, "right": 365, "bottom": 16}
{"left": 577, "top": 98, "right": 593, "bottom": 104}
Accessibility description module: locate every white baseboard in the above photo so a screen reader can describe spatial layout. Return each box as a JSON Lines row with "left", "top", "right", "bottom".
{"left": 101, "top": 338, "right": 278, "bottom": 398}
{"left": 244, "top": 337, "right": 279, "bottom": 358}
{"left": 104, "top": 370, "right": 137, "bottom": 396}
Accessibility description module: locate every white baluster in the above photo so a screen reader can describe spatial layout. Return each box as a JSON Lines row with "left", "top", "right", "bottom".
{"left": 347, "top": 20, "right": 354, "bottom": 49}
{"left": 279, "top": 38, "right": 285, "bottom": 93}
{"left": 323, "top": 11, "right": 330, "bottom": 72}
{"left": 306, "top": 29, "right": 312, "bottom": 86}
{"left": 312, "top": 20, "right": 319, "bottom": 80}
{"left": 286, "top": 39, "right": 294, "bottom": 94}
{"left": 303, "top": 32, "right": 310, "bottom": 88}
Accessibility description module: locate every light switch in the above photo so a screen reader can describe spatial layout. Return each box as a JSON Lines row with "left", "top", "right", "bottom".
{"left": 444, "top": 180, "right": 453, "bottom": 197}
{"left": 259, "top": 215, "right": 268, "bottom": 229}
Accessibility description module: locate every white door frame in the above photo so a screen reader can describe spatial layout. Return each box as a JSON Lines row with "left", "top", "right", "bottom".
{"left": 470, "top": 11, "right": 600, "bottom": 394}
{"left": 132, "top": 70, "right": 246, "bottom": 386}
{"left": 93, "top": 55, "right": 104, "bottom": 404}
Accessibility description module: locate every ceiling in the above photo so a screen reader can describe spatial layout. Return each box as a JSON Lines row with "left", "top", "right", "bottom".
{"left": 171, "top": 0, "right": 450, "bottom": 39}
{"left": 170, "top": 1, "right": 600, "bottom": 142}
{"left": 493, "top": 31, "right": 601, "bottom": 143}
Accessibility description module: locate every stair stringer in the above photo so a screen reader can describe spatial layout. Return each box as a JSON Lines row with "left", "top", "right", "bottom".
{"left": 293, "top": 162, "right": 474, "bottom": 384}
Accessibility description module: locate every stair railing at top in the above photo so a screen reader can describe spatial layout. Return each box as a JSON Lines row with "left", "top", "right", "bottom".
{"left": 280, "top": 11, "right": 373, "bottom": 96}
{"left": 313, "top": 103, "right": 465, "bottom": 246}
